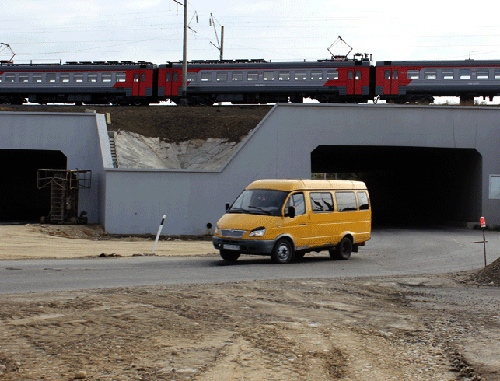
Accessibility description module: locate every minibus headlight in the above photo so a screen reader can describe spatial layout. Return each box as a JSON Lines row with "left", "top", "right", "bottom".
{"left": 249, "top": 227, "right": 266, "bottom": 237}
{"left": 214, "top": 225, "right": 219, "bottom": 235}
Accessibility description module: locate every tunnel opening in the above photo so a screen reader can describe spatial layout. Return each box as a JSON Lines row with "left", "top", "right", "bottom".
{"left": 311, "top": 146, "right": 482, "bottom": 227}
{"left": 0, "top": 149, "right": 67, "bottom": 223}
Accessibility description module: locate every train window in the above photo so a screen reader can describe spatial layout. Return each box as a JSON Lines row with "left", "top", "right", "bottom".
{"left": 201, "top": 72, "right": 212, "bottom": 82}
{"left": 46, "top": 73, "right": 56, "bottom": 83}
{"left": 459, "top": 69, "right": 471, "bottom": 80}
{"left": 424, "top": 70, "right": 436, "bottom": 80}
{"left": 384, "top": 70, "right": 397, "bottom": 79}
{"left": 5, "top": 74, "right": 16, "bottom": 83}
{"left": 60, "top": 73, "right": 70, "bottom": 83}
{"left": 165, "top": 73, "right": 171, "bottom": 82}
{"left": 311, "top": 70, "right": 323, "bottom": 80}
{"left": 407, "top": 70, "right": 419, "bottom": 79}
{"left": 442, "top": 70, "right": 454, "bottom": 80}
{"left": 295, "top": 71, "right": 307, "bottom": 80}
{"left": 187, "top": 72, "right": 197, "bottom": 82}
{"left": 74, "top": 73, "right": 84, "bottom": 83}
{"left": 278, "top": 72, "right": 290, "bottom": 81}
{"left": 87, "top": 73, "right": 98, "bottom": 83}
{"left": 32, "top": 74, "right": 43, "bottom": 83}
{"left": 216, "top": 72, "right": 228, "bottom": 82}
{"left": 263, "top": 71, "right": 274, "bottom": 81}
{"left": 18, "top": 74, "right": 29, "bottom": 83}
{"left": 116, "top": 72, "right": 126, "bottom": 82}
{"left": 232, "top": 72, "right": 243, "bottom": 81}
{"left": 173, "top": 72, "right": 178, "bottom": 82}
{"left": 247, "top": 72, "right": 259, "bottom": 81}
{"left": 102, "top": 73, "right": 112, "bottom": 83}
{"left": 477, "top": 70, "right": 489, "bottom": 80}
{"left": 495, "top": 70, "right": 500, "bottom": 80}
{"left": 326, "top": 70, "right": 338, "bottom": 80}
{"left": 355, "top": 71, "right": 361, "bottom": 80}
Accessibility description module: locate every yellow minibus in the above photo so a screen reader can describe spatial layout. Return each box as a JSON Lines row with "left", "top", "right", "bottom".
{"left": 212, "top": 179, "right": 371, "bottom": 264}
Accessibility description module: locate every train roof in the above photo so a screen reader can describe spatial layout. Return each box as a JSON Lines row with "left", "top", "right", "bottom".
{"left": 161, "top": 58, "right": 371, "bottom": 70}
{"left": 376, "top": 60, "right": 500, "bottom": 67}
{"left": 0, "top": 61, "right": 156, "bottom": 70}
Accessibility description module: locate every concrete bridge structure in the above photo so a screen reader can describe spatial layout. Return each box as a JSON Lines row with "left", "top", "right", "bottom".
{"left": 1, "top": 104, "right": 499, "bottom": 234}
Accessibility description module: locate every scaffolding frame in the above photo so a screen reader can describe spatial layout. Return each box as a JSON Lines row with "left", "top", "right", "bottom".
{"left": 37, "top": 169, "right": 92, "bottom": 224}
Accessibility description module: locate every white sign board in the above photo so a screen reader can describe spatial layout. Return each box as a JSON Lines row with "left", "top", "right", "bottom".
{"left": 489, "top": 175, "right": 500, "bottom": 199}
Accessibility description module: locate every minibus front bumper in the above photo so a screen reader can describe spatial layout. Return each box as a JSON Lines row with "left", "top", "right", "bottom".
{"left": 212, "top": 236, "right": 275, "bottom": 255}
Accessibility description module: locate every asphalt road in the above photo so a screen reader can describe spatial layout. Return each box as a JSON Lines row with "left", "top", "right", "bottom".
{"left": 1, "top": 228, "right": 499, "bottom": 294}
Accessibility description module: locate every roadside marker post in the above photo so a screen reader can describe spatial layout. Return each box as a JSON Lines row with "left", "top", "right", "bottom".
{"left": 152, "top": 215, "right": 166, "bottom": 255}
{"left": 474, "top": 216, "right": 488, "bottom": 268}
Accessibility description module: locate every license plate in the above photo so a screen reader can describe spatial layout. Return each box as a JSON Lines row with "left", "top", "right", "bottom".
{"left": 223, "top": 244, "right": 240, "bottom": 251}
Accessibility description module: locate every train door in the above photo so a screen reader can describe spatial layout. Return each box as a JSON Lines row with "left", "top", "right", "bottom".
{"left": 165, "top": 69, "right": 181, "bottom": 97}
{"left": 381, "top": 68, "right": 399, "bottom": 95}
{"left": 132, "top": 71, "right": 146, "bottom": 97}
{"left": 346, "top": 69, "right": 363, "bottom": 95}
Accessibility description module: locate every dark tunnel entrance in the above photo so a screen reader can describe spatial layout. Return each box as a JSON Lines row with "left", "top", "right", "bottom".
{"left": 0, "top": 149, "right": 67, "bottom": 223}
{"left": 311, "top": 146, "right": 482, "bottom": 227}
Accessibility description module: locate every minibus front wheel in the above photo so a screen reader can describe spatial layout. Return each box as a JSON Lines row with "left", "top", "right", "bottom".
{"left": 220, "top": 250, "right": 240, "bottom": 262}
{"left": 271, "top": 238, "right": 294, "bottom": 264}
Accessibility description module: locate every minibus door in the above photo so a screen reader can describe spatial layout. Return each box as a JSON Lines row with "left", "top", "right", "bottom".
{"left": 283, "top": 193, "right": 311, "bottom": 249}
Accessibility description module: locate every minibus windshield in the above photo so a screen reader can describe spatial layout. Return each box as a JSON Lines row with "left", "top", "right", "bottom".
{"left": 229, "top": 189, "right": 289, "bottom": 216}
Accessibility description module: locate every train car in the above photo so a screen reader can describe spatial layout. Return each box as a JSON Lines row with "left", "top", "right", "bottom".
{"left": 0, "top": 61, "right": 157, "bottom": 105}
{"left": 159, "top": 57, "right": 374, "bottom": 105}
{"left": 376, "top": 60, "right": 500, "bottom": 103}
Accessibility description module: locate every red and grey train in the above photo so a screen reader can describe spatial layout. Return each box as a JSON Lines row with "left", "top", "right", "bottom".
{"left": 1, "top": 57, "right": 500, "bottom": 105}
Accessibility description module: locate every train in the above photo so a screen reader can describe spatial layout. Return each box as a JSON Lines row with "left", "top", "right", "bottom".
{"left": 1, "top": 56, "right": 500, "bottom": 105}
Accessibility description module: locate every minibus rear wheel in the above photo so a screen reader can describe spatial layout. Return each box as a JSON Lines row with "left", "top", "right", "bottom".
{"left": 220, "top": 250, "right": 240, "bottom": 262}
{"left": 330, "top": 237, "right": 352, "bottom": 260}
{"left": 271, "top": 238, "right": 294, "bottom": 264}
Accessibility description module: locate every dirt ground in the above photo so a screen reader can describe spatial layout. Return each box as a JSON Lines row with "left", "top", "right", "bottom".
{"left": 0, "top": 105, "right": 272, "bottom": 143}
{"left": 0, "top": 225, "right": 499, "bottom": 380}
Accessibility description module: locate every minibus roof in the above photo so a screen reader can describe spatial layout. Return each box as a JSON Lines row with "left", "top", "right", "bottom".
{"left": 246, "top": 179, "right": 367, "bottom": 192}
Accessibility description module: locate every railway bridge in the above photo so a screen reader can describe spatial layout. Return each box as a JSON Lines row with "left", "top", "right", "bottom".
{"left": 1, "top": 104, "right": 499, "bottom": 234}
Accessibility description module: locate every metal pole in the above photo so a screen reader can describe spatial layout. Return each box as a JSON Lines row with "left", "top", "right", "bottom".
{"left": 220, "top": 25, "right": 224, "bottom": 61}
{"left": 482, "top": 227, "right": 487, "bottom": 267}
{"left": 181, "top": 0, "right": 188, "bottom": 104}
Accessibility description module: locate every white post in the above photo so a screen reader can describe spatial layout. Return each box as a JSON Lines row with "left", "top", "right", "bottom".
{"left": 152, "top": 215, "right": 166, "bottom": 254}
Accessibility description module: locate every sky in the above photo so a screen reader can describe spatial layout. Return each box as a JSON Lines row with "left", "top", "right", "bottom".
{"left": 1, "top": 0, "right": 500, "bottom": 65}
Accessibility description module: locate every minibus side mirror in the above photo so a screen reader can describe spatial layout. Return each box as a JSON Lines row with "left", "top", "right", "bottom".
{"left": 225, "top": 203, "right": 230, "bottom": 212}
{"left": 287, "top": 206, "right": 296, "bottom": 218}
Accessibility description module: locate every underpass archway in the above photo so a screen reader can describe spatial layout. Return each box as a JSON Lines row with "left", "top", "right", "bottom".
{"left": 311, "top": 146, "right": 482, "bottom": 227}
{"left": 0, "top": 149, "right": 67, "bottom": 223}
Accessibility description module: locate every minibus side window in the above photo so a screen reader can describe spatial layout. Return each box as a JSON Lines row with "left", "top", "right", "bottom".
{"left": 357, "top": 191, "right": 370, "bottom": 210}
{"left": 285, "top": 193, "right": 305, "bottom": 215}
{"left": 336, "top": 191, "right": 358, "bottom": 212}
{"left": 310, "top": 192, "right": 335, "bottom": 212}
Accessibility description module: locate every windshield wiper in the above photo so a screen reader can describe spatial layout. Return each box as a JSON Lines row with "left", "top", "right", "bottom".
{"left": 247, "top": 205, "right": 273, "bottom": 215}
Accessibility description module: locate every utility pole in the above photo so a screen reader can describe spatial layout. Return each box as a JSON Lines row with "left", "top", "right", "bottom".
{"left": 171, "top": 0, "right": 189, "bottom": 105}
{"left": 181, "top": 0, "right": 188, "bottom": 105}
{"left": 209, "top": 13, "right": 224, "bottom": 61}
